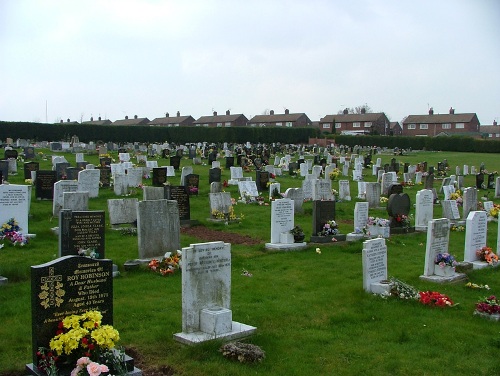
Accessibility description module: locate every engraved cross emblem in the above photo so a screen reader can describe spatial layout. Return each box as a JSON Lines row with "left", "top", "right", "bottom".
{"left": 39, "top": 267, "right": 65, "bottom": 309}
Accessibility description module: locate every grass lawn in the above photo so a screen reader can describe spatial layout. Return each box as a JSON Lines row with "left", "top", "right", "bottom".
{"left": 1, "top": 148, "right": 500, "bottom": 375}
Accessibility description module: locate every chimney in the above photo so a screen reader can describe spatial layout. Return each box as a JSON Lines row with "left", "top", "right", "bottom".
{"left": 494, "top": 120, "right": 498, "bottom": 126}
{"left": 98, "top": 116, "right": 101, "bottom": 121}
{"left": 90, "top": 116, "right": 93, "bottom": 121}
{"left": 343, "top": 108, "right": 348, "bottom": 115}
{"left": 177, "top": 111, "right": 180, "bottom": 117}
{"left": 166, "top": 112, "right": 169, "bottom": 117}
{"left": 449, "top": 107, "right": 455, "bottom": 114}
{"left": 270, "top": 110, "right": 274, "bottom": 115}
{"left": 67, "top": 118, "right": 70, "bottom": 122}
{"left": 361, "top": 107, "right": 366, "bottom": 114}
{"left": 213, "top": 111, "right": 217, "bottom": 116}
{"left": 226, "top": 110, "right": 230, "bottom": 115}
{"left": 60, "top": 119, "right": 63, "bottom": 123}
{"left": 429, "top": 107, "right": 434, "bottom": 115}
{"left": 285, "top": 109, "right": 289, "bottom": 115}
{"left": 134, "top": 115, "right": 138, "bottom": 119}
{"left": 125, "top": 116, "right": 129, "bottom": 119}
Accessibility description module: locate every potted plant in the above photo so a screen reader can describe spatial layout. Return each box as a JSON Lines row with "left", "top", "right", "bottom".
{"left": 434, "top": 252, "right": 457, "bottom": 276}
{"left": 290, "top": 225, "right": 305, "bottom": 243}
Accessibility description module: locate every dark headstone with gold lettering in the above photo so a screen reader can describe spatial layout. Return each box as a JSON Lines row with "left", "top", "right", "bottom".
{"left": 152, "top": 167, "right": 168, "bottom": 186}
{"left": 59, "top": 210, "right": 105, "bottom": 258}
{"left": 98, "top": 166, "right": 111, "bottom": 188}
{"left": 29, "top": 256, "right": 113, "bottom": 369}
{"left": 164, "top": 186, "right": 190, "bottom": 222}
{"left": 35, "top": 170, "right": 56, "bottom": 200}
{"left": 24, "top": 161, "right": 39, "bottom": 179}
{"left": 24, "top": 146, "right": 36, "bottom": 159}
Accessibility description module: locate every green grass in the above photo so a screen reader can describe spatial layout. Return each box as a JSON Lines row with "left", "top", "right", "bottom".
{"left": 1, "top": 149, "right": 500, "bottom": 375}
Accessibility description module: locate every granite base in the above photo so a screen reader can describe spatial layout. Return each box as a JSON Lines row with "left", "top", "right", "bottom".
{"left": 174, "top": 321, "right": 256, "bottom": 345}
{"left": 419, "top": 272, "right": 467, "bottom": 284}
{"left": 264, "top": 242, "right": 307, "bottom": 251}
{"left": 309, "top": 234, "right": 347, "bottom": 243}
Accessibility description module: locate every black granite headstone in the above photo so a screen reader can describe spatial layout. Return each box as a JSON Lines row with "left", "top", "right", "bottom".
{"left": 24, "top": 147, "right": 35, "bottom": 159}
{"left": 99, "top": 157, "right": 112, "bottom": 167}
{"left": 312, "top": 200, "right": 336, "bottom": 236}
{"left": 152, "top": 167, "right": 168, "bottom": 186}
{"left": 59, "top": 210, "right": 106, "bottom": 258}
{"left": 4, "top": 149, "right": 18, "bottom": 159}
{"left": 188, "top": 147, "right": 196, "bottom": 159}
{"left": 76, "top": 161, "right": 87, "bottom": 170}
{"left": 164, "top": 186, "right": 190, "bottom": 221}
{"left": 184, "top": 173, "right": 200, "bottom": 195}
{"left": 55, "top": 162, "right": 70, "bottom": 181}
{"left": 209, "top": 167, "right": 221, "bottom": 184}
{"left": 488, "top": 173, "right": 495, "bottom": 189}
{"left": 424, "top": 173, "right": 434, "bottom": 190}
{"left": 428, "top": 166, "right": 435, "bottom": 175}
{"left": 98, "top": 166, "right": 111, "bottom": 187}
{"left": 35, "top": 170, "right": 56, "bottom": 200}
{"left": 162, "top": 149, "right": 170, "bottom": 158}
{"left": 24, "top": 161, "right": 39, "bottom": 179}
{"left": 50, "top": 142, "right": 62, "bottom": 151}
{"left": 65, "top": 167, "right": 80, "bottom": 181}
{"left": 387, "top": 183, "right": 404, "bottom": 197}
{"left": 476, "top": 173, "right": 485, "bottom": 189}
{"left": 30, "top": 256, "right": 113, "bottom": 366}
{"left": 170, "top": 156, "right": 181, "bottom": 171}
{"left": 288, "top": 162, "right": 298, "bottom": 176}
{"left": 208, "top": 151, "right": 217, "bottom": 164}
{"left": 387, "top": 193, "right": 411, "bottom": 228}
{"left": 0, "top": 160, "right": 8, "bottom": 181}
{"left": 225, "top": 156, "right": 234, "bottom": 169}
{"left": 403, "top": 163, "right": 409, "bottom": 173}
{"left": 256, "top": 170, "right": 270, "bottom": 192}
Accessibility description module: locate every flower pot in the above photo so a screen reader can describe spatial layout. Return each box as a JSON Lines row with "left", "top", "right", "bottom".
{"left": 474, "top": 310, "right": 500, "bottom": 321}
{"left": 434, "top": 265, "right": 455, "bottom": 277}
{"left": 293, "top": 234, "right": 305, "bottom": 243}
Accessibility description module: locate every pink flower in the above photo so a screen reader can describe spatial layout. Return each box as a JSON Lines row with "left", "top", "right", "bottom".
{"left": 77, "top": 357, "right": 90, "bottom": 367}
{"left": 86, "top": 362, "right": 103, "bottom": 376}
{"left": 70, "top": 367, "right": 82, "bottom": 376}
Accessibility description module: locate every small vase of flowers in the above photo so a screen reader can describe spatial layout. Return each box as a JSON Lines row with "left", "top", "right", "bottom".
{"left": 290, "top": 226, "right": 305, "bottom": 243}
{"left": 434, "top": 252, "right": 457, "bottom": 276}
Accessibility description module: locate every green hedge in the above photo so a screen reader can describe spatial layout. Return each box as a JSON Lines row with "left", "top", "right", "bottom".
{"left": 0, "top": 121, "right": 319, "bottom": 144}
{"left": 328, "top": 135, "right": 500, "bottom": 153}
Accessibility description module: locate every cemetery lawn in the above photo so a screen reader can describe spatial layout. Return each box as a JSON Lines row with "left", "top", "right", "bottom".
{"left": 1, "top": 149, "right": 500, "bottom": 375}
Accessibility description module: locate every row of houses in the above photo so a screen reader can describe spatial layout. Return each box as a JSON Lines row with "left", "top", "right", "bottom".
{"left": 61, "top": 107, "right": 498, "bottom": 138}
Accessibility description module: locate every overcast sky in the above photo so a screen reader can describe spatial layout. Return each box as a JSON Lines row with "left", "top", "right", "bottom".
{"left": 1, "top": 0, "right": 499, "bottom": 125}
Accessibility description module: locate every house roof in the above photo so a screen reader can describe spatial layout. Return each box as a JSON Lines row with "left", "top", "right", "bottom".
{"left": 149, "top": 115, "right": 194, "bottom": 125}
{"left": 319, "top": 112, "right": 387, "bottom": 123}
{"left": 112, "top": 117, "right": 150, "bottom": 126}
{"left": 480, "top": 125, "right": 500, "bottom": 134}
{"left": 403, "top": 113, "right": 477, "bottom": 124}
{"left": 390, "top": 122, "right": 400, "bottom": 129}
{"left": 193, "top": 114, "right": 247, "bottom": 124}
{"left": 81, "top": 119, "right": 112, "bottom": 125}
{"left": 249, "top": 113, "right": 310, "bottom": 123}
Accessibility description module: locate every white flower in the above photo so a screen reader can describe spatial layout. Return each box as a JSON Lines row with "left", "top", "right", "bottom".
{"left": 164, "top": 252, "right": 172, "bottom": 258}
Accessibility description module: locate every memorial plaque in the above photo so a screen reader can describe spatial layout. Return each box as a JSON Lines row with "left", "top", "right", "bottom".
{"left": 24, "top": 161, "right": 39, "bottom": 179}
{"left": 165, "top": 186, "right": 190, "bottom": 221}
{"left": 185, "top": 173, "right": 200, "bottom": 195}
{"left": 209, "top": 168, "right": 221, "bottom": 184}
{"left": 35, "top": 170, "right": 56, "bottom": 200}
{"left": 270, "top": 199, "right": 294, "bottom": 243}
{"left": 312, "top": 200, "right": 336, "bottom": 235}
{"left": 55, "top": 162, "right": 70, "bottom": 181}
{"left": 98, "top": 166, "right": 111, "bottom": 187}
{"left": 423, "top": 218, "right": 450, "bottom": 276}
{"left": 170, "top": 156, "right": 181, "bottom": 171}
{"left": 256, "top": 170, "right": 270, "bottom": 192}
{"left": 59, "top": 210, "right": 106, "bottom": 258}
{"left": 30, "top": 256, "right": 113, "bottom": 365}
{"left": 24, "top": 146, "right": 35, "bottom": 159}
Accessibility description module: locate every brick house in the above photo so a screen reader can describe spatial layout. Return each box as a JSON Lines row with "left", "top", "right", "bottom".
{"left": 248, "top": 109, "right": 312, "bottom": 127}
{"left": 149, "top": 111, "right": 195, "bottom": 127}
{"left": 480, "top": 120, "right": 500, "bottom": 138}
{"left": 318, "top": 109, "right": 390, "bottom": 135}
{"left": 81, "top": 116, "right": 112, "bottom": 125}
{"left": 390, "top": 122, "right": 402, "bottom": 136}
{"left": 112, "top": 115, "right": 150, "bottom": 126}
{"left": 193, "top": 110, "right": 248, "bottom": 127}
{"left": 402, "top": 108, "right": 480, "bottom": 136}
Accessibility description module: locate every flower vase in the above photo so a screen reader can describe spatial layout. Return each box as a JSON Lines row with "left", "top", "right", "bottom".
{"left": 379, "top": 227, "right": 390, "bottom": 238}
{"left": 294, "top": 234, "right": 305, "bottom": 243}
{"left": 434, "top": 265, "right": 455, "bottom": 277}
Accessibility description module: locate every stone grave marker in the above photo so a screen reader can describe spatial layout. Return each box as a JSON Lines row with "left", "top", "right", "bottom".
{"left": 314, "top": 179, "right": 333, "bottom": 201}
{"left": 143, "top": 186, "right": 165, "bottom": 200}
{"left": 59, "top": 210, "right": 105, "bottom": 258}
{"left": 475, "top": 173, "right": 484, "bottom": 189}
{"left": 62, "top": 191, "right": 89, "bottom": 212}
{"left": 24, "top": 146, "right": 35, "bottom": 159}
{"left": 170, "top": 155, "right": 181, "bottom": 171}
{"left": 173, "top": 241, "right": 256, "bottom": 344}
{"left": 362, "top": 238, "right": 389, "bottom": 294}
{"left": 77, "top": 169, "right": 100, "bottom": 198}
{"left": 284, "top": 187, "right": 304, "bottom": 214}
{"left": 0, "top": 184, "right": 30, "bottom": 234}
{"left": 35, "top": 170, "right": 56, "bottom": 200}
{"left": 483, "top": 200, "right": 494, "bottom": 215}
{"left": 209, "top": 192, "right": 232, "bottom": 219}
{"left": 238, "top": 181, "right": 259, "bottom": 201}
{"left": 97, "top": 166, "right": 111, "bottom": 188}
{"left": 269, "top": 182, "right": 281, "bottom": 199}
{"left": 185, "top": 173, "right": 200, "bottom": 195}
{"left": 225, "top": 156, "right": 234, "bottom": 169}
{"left": 312, "top": 200, "right": 336, "bottom": 237}
{"left": 164, "top": 186, "right": 191, "bottom": 222}
{"left": 118, "top": 152, "right": 130, "bottom": 162}
{"left": 495, "top": 177, "right": 500, "bottom": 198}
{"left": 255, "top": 170, "right": 270, "bottom": 192}
{"left": 180, "top": 166, "right": 194, "bottom": 186}
{"left": 265, "top": 198, "right": 304, "bottom": 248}
{"left": 415, "top": 189, "right": 434, "bottom": 231}
{"left": 299, "top": 163, "right": 308, "bottom": 177}
{"left": 488, "top": 173, "right": 495, "bottom": 189}
{"left": 441, "top": 200, "right": 461, "bottom": 221}
{"left": 424, "top": 173, "right": 434, "bottom": 190}
{"left": 421, "top": 218, "right": 453, "bottom": 278}
{"left": 301, "top": 178, "right": 316, "bottom": 201}
{"left": 338, "top": 180, "right": 351, "bottom": 201}
{"left": 53, "top": 180, "right": 79, "bottom": 217}
{"left": 4, "top": 149, "right": 18, "bottom": 159}
{"left": 210, "top": 182, "right": 222, "bottom": 194}
{"left": 152, "top": 167, "right": 168, "bottom": 186}
{"left": 464, "top": 211, "right": 487, "bottom": 266}
{"left": 113, "top": 174, "right": 129, "bottom": 196}
{"left": 381, "top": 173, "right": 395, "bottom": 196}
{"left": 462, "top": 187, "right": 478, "bottom": 219}
{"left": 137, "top": 199, "right": 180, "bottom": 259}
{"left": 387, "top": 193, "right": 411, "bottom": 229}
{"left": 0, "top": 160, "right": 9, "bottom": 182}
{"left": 354, "top": 201, "right": 369, "bottom": 233}
{"left": 126, "top": 167, "right": 143, "bottom": 188}
{"left": 55, "top": 162, "right": 70, "bottom": 181}
{"left": 312, "top": 165, "right": 322, "bottom": 179}
{"left": 365, "top": 182, "right": 381, "bottom": 209}
{"left": 288, "top": 162, "right": 298, "bottom": 176}
{"left": 229, "top": 166, "right": 243, "bottom": 185}
{"left": 107, "top": 198, "right": 138, "bottom": 228}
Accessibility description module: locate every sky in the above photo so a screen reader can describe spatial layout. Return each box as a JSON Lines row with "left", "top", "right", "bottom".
{"left": 1, "top": 0, "right": 499, "bottom": 125}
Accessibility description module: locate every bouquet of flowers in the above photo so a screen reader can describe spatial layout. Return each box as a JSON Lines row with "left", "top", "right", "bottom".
{"left": 476, "top": 246, "right": 499, "bottom": 265}
{"left": 488, "top": 204, "right": 500, "bottom": 219}
{"left": 475, "top": 295, "right": 500, "bottom": 315}
{"left": 434, "top": 252, "right": 458, "bottom": 268}
{"left": 0, "top": 217, "right": 29, "bottom": 246}
{"left": 149, "top": 250, "right": 182, "bottom": 276}
{"left": 328, "top": 168, "right": 341, "bottom": 181}
{"left": 317, "top": 220, "right": 339, "bottom": 236}
{"left": 450, "top": 190, "right": 463, "bottom": 206}
{"left": 389, "top": 277, "right": 420, "bottom": 300}
{"left": 419, "top": 291, "right": 454, "bottom": 307}
{"left": 366, "top": 217, "right": 390, "bottom": 227}
{"left": 394, "top": 214, "right": 412, "bottom": 228}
